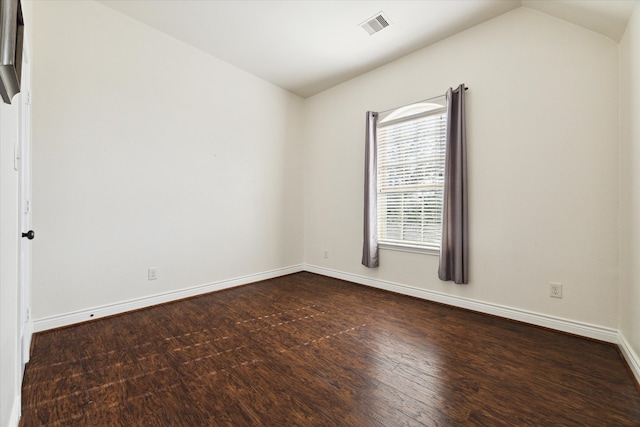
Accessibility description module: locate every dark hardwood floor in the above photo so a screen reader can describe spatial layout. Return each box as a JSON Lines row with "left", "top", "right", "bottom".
{"left": 20, "top": 272, "right": 640, "bottom": 426}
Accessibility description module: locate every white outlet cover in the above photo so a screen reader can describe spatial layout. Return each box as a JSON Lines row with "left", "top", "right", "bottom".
{"left": 550, "top": 282, "right": 562, "bottom": 298}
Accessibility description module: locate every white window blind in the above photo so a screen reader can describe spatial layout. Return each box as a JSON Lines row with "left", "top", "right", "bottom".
{"left": 377, "top": 107, "right": 447, "bottom": 251}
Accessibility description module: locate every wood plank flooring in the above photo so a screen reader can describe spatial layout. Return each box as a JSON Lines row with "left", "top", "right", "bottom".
{"left": 20, "top": 272, "right": 640, "bottom": 426}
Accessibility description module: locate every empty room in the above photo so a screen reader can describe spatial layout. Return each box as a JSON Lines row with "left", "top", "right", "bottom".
{"left": 1, "top": 0, "right": 640, "bottom": 425}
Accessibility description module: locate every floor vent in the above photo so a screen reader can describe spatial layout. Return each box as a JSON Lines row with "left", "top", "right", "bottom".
{"left": 360, "top": 12, "right": 390, "bottom": 35}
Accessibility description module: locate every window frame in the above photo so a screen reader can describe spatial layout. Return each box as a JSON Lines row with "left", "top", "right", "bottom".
{"left": 376, "top": 102, "right": 447, "bottom": 255}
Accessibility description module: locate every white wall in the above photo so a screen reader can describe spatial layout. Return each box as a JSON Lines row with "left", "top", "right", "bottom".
{"left": 31, "top": 1, "right": 304, "bottom": 321}
{"left": 619, "top": 3, "right": 640, "bottom": 367}
{"left": 304, "top": 8, "right": 620, "bottom": 329}
{"left": 29, "top": 1, "right": 633, "bottom": 347}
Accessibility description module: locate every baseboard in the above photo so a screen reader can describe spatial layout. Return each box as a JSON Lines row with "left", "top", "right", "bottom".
{"left": 33, "top": 264, "right": 304, "bottom": 332}
{"left": 22, "top": 319, "right": 32, "bottom": 366}
{"left": 618, "top": 332, "right": 640, "bottom": 385}
{"left": 304, "top": 264, "right": 619, "bottom": 344}
{"left": 30, "top": 262, "right": 623, "bottom": 349}
{"left": 29, "top": 262, "right": 640, "bottom": 386}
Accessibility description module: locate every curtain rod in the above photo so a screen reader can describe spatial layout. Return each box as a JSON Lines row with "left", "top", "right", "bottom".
{"left": 378, "top": 86, "right": 468, "bottom": 115}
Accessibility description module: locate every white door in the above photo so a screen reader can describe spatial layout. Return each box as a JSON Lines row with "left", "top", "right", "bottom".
{"left": 18, "top": 50, "right": 32, "bottom": 369}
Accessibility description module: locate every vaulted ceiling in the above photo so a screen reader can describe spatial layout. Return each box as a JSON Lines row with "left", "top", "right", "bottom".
{"left": 97, "top": 0, "right": 637, "bottom": 98}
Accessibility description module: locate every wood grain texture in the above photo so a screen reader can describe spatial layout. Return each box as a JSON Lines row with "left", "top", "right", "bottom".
{"left": 20, "top": 272, "right": 640, "bottom": 426}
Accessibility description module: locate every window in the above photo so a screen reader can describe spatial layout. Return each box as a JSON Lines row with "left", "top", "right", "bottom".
{"left": 376, "top": 101, "right": 447, "bottom": 252}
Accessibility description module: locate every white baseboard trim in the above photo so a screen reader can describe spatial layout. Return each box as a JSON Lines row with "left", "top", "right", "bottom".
{"left": 29, "top": 263, "right": 640, "bottom": 386}
{"left": 22, "top": 320, "right": 33, "bottom": 366}
{"left": 618, "top": 332, "right": 640, "bottom": 385}
{"left": 33, "top": 264, "right": 304, "bottom": 332}
{"left": 304, "top": 264, "right": 619, "bottom": 344}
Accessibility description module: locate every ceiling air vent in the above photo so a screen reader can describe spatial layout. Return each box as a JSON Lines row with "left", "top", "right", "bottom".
{"left": 360, "top": 12, "right": 390, "bottom": 35}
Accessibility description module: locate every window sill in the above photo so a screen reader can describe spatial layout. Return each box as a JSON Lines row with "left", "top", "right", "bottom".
{"left": 378, "top": 243, "right": 439, "bottom": 256}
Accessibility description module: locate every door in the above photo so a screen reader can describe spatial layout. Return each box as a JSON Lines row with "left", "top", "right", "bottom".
{"left": 18, "top": 50, "right": 32, "bottom": 369}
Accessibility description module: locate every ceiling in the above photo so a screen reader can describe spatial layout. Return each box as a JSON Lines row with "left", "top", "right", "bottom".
{"left": 96, "top": 0, "right": 638, "bottom": 98}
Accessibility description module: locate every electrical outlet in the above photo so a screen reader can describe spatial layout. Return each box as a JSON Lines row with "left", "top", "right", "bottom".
{"left": 148, "top": 267, "right": 158, "bottom": 280}
{"left": 323, "top": 250, "right": 329, "bottom": 259}
{"left": 550, "top": 282, "right": 562, "bottom": 298}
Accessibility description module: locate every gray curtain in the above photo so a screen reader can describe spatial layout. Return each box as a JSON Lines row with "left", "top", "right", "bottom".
{"left": 439, "top": 85, "right": 468, "bottom": 284}
{"left": 362, "top": 111, "right": 379, "bottom": 268}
